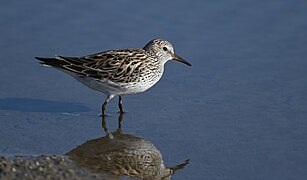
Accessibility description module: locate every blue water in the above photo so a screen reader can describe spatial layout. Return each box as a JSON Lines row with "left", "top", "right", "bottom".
{"left": 1, "top": 0, "right": 307, "bottom": 179}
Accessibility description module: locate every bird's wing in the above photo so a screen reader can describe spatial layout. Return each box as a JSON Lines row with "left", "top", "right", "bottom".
{"left": 36, "top": 49, "right": 147, "bottom": 83}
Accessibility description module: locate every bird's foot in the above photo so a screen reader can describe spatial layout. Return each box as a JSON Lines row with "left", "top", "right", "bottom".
{"left": 118, "top": 110, "right": 126, "bottom": 114}
{"left": 99, "top": 113, "right": 109, "bottom": 117}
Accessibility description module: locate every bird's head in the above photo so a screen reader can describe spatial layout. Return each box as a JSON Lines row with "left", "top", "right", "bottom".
{"left": 144, "top": 39, "right": 191, "bottom": 66}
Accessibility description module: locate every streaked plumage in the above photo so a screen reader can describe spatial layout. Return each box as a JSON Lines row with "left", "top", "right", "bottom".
{"left": 36, "top": 39, "right": 191, "bottom": 115}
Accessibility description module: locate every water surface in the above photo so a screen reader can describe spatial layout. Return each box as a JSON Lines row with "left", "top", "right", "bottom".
{"left": 1, "top": 0, "right": 307, "bottom": 179}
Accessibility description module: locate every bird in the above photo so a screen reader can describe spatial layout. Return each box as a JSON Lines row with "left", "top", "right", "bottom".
{"left": 35, "top": 39, "right": 191, "bottom": 115}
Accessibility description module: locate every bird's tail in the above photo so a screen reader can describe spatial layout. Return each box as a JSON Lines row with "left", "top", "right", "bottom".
{"left": 35, "top": 57, "right": 69, "bottom": 68}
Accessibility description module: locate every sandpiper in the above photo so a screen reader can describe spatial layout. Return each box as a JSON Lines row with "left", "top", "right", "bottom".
{"left": 36, "top": 39, "right": 191, "bottom": 115}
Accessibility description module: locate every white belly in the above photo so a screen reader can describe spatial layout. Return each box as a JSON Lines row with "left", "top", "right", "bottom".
{"left": 73, "top": 74, "right": 162, "bottom": 96}
{"left": 63, "top": 66, "right": 164, "bottom": 96}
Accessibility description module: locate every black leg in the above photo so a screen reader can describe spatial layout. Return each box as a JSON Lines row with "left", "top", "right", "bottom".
{"left": 102, "top": 95, "right": 114, "bottom": 116}
{"left": 101, "top": 113, "right": 108, "bottom": 134}
{"left": 118, "top": 96, "right": 124, "bottom": 114}
{"left": 117, "top": 112, "right": 123, "bottom": 129}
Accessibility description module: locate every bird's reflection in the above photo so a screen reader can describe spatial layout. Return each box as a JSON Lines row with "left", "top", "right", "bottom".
{"left": 66, "top": 113, "right": 189, "bottom": 180}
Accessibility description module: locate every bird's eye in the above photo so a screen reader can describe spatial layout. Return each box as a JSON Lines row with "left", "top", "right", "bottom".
{"left": 163, "top": 47, "right": 168, "bottom": 51}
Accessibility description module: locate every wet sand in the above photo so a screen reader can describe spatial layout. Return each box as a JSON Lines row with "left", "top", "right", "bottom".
{"left": 0, "top": 155, "right": 109, "bottom": 180}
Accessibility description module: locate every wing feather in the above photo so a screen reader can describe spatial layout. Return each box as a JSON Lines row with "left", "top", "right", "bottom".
{"left": 37, "top": 48, "right": 148, "bottom": 83}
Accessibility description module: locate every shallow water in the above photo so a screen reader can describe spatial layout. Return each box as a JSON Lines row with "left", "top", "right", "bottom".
{"left": 1, "top": 0, "right": 307, "bottom": 179}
